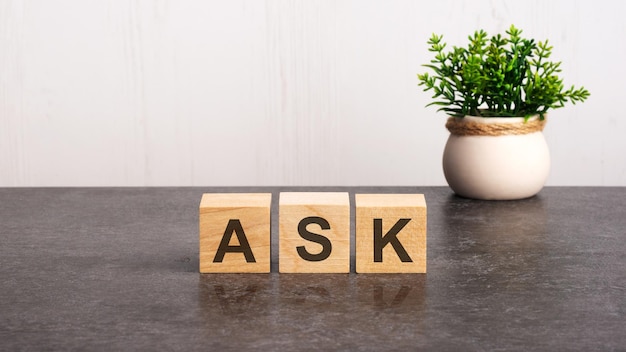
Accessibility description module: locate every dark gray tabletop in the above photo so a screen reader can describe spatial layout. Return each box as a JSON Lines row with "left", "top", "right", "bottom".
{"left": 1, "top": 187, "right": 624, "bottom": 351}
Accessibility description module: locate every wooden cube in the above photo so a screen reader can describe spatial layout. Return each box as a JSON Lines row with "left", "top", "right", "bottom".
{"left": 355, "top": 194, "right": 426, "bottom": 273}
{"left": 199, "top": 193, "right": 271, "bottom": 273}
{"left": 279, "top": 192, "right": 350, "bottom": 273}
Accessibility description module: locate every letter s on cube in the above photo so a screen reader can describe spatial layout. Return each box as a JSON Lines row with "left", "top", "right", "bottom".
{"left": 279, "top": 192, "right": 350, "bottom": 273}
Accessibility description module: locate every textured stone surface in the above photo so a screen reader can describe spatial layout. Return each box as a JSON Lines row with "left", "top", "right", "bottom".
{"left": 1, "top": 187, "right": 624, "bottom": 351}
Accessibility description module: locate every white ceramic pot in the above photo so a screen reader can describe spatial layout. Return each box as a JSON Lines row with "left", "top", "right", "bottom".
{"left": 442, "top": 115, "right": 550, "bottom": 200}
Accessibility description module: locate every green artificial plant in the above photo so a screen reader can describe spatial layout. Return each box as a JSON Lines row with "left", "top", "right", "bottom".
{"left": 417, "top": 25, "right": 589, "bottom": 119}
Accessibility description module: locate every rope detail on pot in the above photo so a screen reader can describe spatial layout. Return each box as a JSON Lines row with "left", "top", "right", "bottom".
{"left": 445, "top": 117, "right": 546, "bottom": 136}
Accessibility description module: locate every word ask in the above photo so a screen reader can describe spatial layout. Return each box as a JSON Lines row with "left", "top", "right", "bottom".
{"left": 199, "top": 192, "right": 426, "bottom": 274}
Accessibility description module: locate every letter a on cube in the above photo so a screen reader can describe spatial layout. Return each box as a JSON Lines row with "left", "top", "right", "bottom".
{"left": 199, "top": 193, "right": 271, "bottom": 273}
{"left": 356, "top": 194, "right": 427, "bottom": 273}
{"left": 279, "top": 192, "right": 350, "bottom": 273}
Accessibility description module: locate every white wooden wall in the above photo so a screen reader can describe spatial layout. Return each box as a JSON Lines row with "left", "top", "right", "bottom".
{"left": 1, "top": 0, "right": 624, "bottom": 186}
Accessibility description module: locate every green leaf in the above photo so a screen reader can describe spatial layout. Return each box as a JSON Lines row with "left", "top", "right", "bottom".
{"left": 416, "top": 25, "right": 589, "bottom": 117}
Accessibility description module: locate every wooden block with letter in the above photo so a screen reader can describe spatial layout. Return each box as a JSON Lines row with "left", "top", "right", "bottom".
{"left": 279, "top": 192, "right": 350, "bottom": 273}
{"left": 199, "top": 193, "right": 271, "bottom": 273}
{"left": 355, "top": 194, "right": 427, "bottom": 273}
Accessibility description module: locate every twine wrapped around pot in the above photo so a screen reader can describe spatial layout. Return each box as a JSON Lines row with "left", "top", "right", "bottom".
{"left": 446, "top": 117, "right": 546, "bottom": 136}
